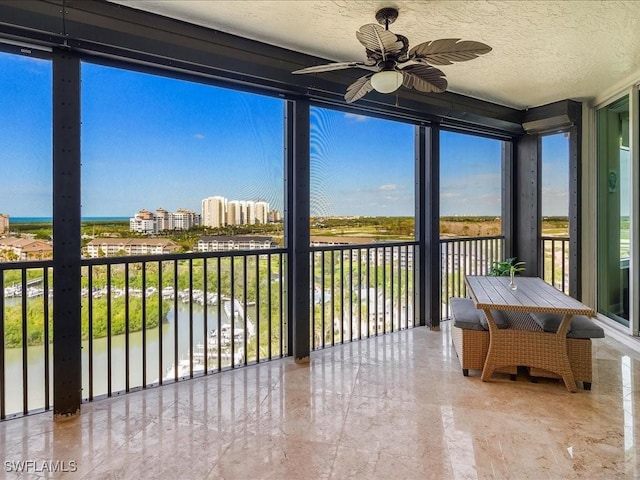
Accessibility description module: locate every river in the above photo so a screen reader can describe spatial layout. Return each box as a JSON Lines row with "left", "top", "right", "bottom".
{"left": 2, "top": 302, "right": 255, "bottom": 416}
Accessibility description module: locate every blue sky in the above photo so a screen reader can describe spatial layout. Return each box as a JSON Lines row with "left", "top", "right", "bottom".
{"left": 1, "top": 52, "right": 570, "bottom": 218}
{"left": 0, "top": 53, "right": 52, "bottom": 216}
{"left": 541, "top": 133, "right": 570, "bottom": 217}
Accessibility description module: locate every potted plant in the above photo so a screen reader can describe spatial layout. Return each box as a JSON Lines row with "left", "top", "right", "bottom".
{"left": 488, "top": 257, "right": 526, "bottom": 290}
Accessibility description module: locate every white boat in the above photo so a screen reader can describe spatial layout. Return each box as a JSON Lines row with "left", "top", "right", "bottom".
{"left": 224, "top": 299, "right": 245, "bottom": 320}
{"left": 176, "top": 344, "right": 245, "bottom": 373}
{"left": 209, "top": 324, "right": 245, "bottom": 345}
{"left": 163, "top": 359, "right": 205, "bottom": 380}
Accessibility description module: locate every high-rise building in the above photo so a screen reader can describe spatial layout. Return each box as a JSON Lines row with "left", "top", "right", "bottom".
{"left": 130, "top": 209, "right": 156, "bottom": 234}
{"left": 254, "top": 202, "right": 269, "bottom": 224}
{"left": 0, "top": 213, "right": 9, "bottom": 235}
{"left": 268, "top": 210, "right": 282, "bottom": 223}
{"left": 202, "top": 196, "right": 272, "bottom": 228}
{"left": 155, "top": 207, "right": 172, "bottom": 231}
{"left": 245, "top": 201, "right": 256, "bottom": 225}
{"left": 173, "top": 208, "right": 201, "bottom": 230}
{"left": 226, "top": 200, "right": 241, "bottom": 225}
{"left": 202, "top": 196, "right": 227, "bottom": 228}
{"left": 130, "top": 208, "right": 200, "bottom": 233}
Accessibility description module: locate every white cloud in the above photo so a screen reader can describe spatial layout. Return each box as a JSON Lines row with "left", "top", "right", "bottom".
{"left": 344, "top": 112, "right": 368, "bottom": 122}
{"left": 379, "top": 184, "right": 398, "bottom": 191}
{"left": 441, "top": 192, "right": 462, "bottom": 199}
{"left": 193, "top": 133, "right": 205, "bottom": 139}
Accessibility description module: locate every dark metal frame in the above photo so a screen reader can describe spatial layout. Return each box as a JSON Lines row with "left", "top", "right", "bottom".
{"left": 52, "top": 49, "right": 82, "bottom": 420}
{"left": 0, "top": 0, "right": 586, "bottom": 419}
{"left": 415, "top": 127, "right": 428, "bottom": 327}
{"left": 567, "top": 102, "right": 583, "bottom": 299}
{"left": 286, "top": 101, "right": 311, "bottom": 361}
{"left": 518, "top": 100, "right": 582, "bottom": 297}
{"left": 501, "top": 140, "right": 516, "bottom": 259}
{"left": 424, "top": 125, "right": 442, "bottom": 327}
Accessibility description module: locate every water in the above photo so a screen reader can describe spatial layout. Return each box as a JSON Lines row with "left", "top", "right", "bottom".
{"left": 9, "top": 217, "right": 128, "bottom": 224}
{"left": 3, "top": 302, "right": 255, "bottom": 416}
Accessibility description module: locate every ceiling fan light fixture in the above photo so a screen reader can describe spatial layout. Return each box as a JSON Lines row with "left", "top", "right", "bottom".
{"left": 370, "top": 70, "right": 403, "bottom": 94}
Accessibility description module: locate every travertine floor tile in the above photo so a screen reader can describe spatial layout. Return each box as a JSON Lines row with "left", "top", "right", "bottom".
{"left": 1, "top": 322, "right": 639, "bottom": 479}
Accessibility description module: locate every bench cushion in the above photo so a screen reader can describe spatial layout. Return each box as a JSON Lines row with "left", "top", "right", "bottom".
{"left": 530, "top": 312, "right": 605, "bottom": 338}
{"left": 451, "top": 297, "right": 484, "bottom": 330}
{"left": 478, "top": 309, "right": 510, "bottom": 330}
{"left": 450, "top": 297, "right": 509, "bottom": 330}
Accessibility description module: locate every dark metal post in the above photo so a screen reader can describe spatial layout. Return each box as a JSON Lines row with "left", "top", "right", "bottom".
{"left": 285, "top": 100, "right": 310, "bottom": 361}
{"left": 568, "top": 102, "right": 582, "bottom": 299}
{"left": 502, "top": 140, "right": 515, "bottom": 257}
{"left": 514, "top": 134, "right": 541, "bottom": 276}
{"left": 422, "top": 124, "right": 440, "bottom": 328}
{"left": 415, "top": 126, "right": 427, "bottom": 326}
{"left": 52, "top": 49, "right": 82, "bottom": 420}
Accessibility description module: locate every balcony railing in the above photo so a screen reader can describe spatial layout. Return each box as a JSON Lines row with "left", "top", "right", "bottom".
{"left": 1, "top": 234, "right": 572, "bottom": 419}
{"left": 440, "top": 235, "right": 505, "bottom": 319}
{"left": 0, "top": 249, "right": 287, "bottom": 418}
{"left": 81, "top": 250, "right": 288, "bottom": 402}
{"left": 310, "top": 242, "right": 417, "bottom": 349}
{"left": 541, "top": 236, "right": 570, "bottom": 295}
{"left": 0, "top": 260, "right": 53, "bottom": 419}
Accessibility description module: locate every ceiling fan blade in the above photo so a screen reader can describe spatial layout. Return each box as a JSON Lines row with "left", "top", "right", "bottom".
{"left": 292, "top": 61, "right": 374, "bottom": 74}
{"left": 344, "top": 75, "right": 374, "bottom": 103}
{"left": 400, "top": 64, "right": 448, "bottom": 93}
{"left": 356, "top": 24, "right": 404, "bottom": 61}
{"left": 409, "top": 39, "right": 492, "bottom": 66}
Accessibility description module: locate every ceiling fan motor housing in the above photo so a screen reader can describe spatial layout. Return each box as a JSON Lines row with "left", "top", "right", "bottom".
{"left": 375, "top": 7, "right": 399, "bottom": 27}
{"left": 378, "top": 60, "right": 397, "bottom": 71}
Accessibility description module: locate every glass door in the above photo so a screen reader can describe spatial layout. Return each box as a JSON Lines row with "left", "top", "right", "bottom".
{"left": 597, "top": 97, "right": 630, "bottom": 326}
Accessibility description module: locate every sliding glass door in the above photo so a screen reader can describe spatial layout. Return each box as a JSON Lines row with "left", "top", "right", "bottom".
{"left": 597, "top": 96, "right": 630, "bottom": 326}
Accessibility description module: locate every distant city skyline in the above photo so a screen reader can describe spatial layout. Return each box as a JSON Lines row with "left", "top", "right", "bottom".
{"left": 1, "top": 51, "right": 570, "bottom": 219}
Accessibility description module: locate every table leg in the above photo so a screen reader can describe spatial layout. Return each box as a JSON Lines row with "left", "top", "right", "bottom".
{"left": 480, "top": 309, "right": 498, "bottom": 382}
{"left": 556, "top": 314, "right": 577, "bottom": 392}
{"left": 480, "top": 311, "right": 578, "bottom": 393}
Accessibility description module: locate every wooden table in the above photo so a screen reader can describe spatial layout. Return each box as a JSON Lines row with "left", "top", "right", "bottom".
{"left": 464, "top": 275, "right": 596, "bottom": 392}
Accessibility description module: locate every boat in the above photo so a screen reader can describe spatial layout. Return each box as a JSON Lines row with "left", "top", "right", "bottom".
{"left": 163, "top": 359, "right": 205, "bottom": 380}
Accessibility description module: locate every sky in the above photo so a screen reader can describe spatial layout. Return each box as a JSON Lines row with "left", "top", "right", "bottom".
{"left": 1, "top": 51, "right": 571, "bottom": 219}
{"left": 541, "top": 133, "right": 570, "bottom": 218}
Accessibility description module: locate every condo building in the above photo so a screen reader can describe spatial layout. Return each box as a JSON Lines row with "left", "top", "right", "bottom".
{"left": 0, "top": 213, "right": 8, "bottom": 235}
{"left": 202, "top": 196, "right": 227, "bottom": 228}
{"left": 196, "top": 235, "right": 277, "bottom": 252}
{"left": 203, "top": 196, "right": 272, "bottom": 227}
{"left": 85, "top": 238, "right": 179, "bottom": 257}
{"left": 130, "top": 208, "right": 201, "bottom": 234}
{"left": 0, "top": 237, "right": 52, "bottom": 261}
{"left": 255, "top": 201, "right": 269, "bottom": 224}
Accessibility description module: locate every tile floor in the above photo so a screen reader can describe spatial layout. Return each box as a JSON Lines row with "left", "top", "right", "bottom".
{"left": 1, "top": 321, "right": 639, "bottom": 479}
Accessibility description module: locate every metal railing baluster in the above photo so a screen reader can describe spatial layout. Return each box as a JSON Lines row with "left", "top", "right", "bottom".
{"left": 142, "top": 262, "right": 147, "bottom": 387}
{"left": 125, "top": 262, "right": 130, "bottom": 392}
{"left": 21, "top": 269, "right": 27, "bottom": 414}
{"left": 107, "top": 265, "right": 112, "bottom": 396}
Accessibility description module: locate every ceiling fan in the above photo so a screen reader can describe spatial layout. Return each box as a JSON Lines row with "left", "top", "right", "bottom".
{"left": 292, "top": 7, "right": 492, "bottom": 103}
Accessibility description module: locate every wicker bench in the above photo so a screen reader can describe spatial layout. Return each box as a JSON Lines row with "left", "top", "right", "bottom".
{"left": 526, "top": 312, "right": 604, "bottom": 390}
{"left": 450, "top": 297, "right": 602, "bottom": 390}
{"left": 450, "top": 297, "right": 517, "bottom": 378}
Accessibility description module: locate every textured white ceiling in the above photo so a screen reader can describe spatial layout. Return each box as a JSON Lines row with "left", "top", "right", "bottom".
{"left": 112, "top": 0, "right": 640, "bottom": 109}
